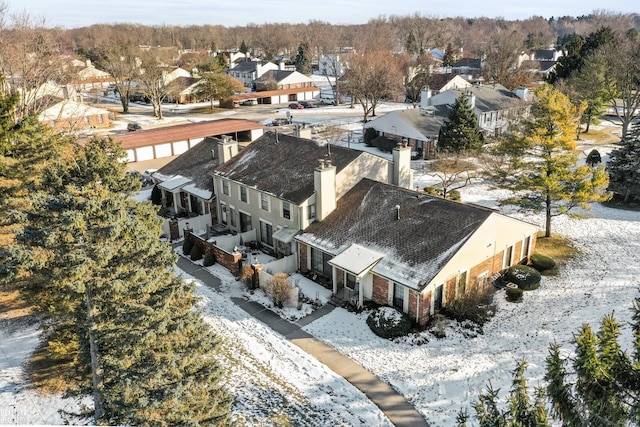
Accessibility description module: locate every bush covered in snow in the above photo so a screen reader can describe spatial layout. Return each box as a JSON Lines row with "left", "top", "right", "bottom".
{"left": 505, "top": 285, "right": 524, "bottom": 302}
{"left": 529, "top": 253, "right": 556, "bottom": 272}
{"left": 504, "top": 265, "right": 541, "bottom": 290}
{"left": 366, "top": 306, "right": 413, "bottom": 339}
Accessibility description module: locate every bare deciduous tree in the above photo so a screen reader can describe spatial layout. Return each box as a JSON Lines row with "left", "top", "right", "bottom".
{"left": 344, "top": 51, "right": 404, "bottom": 122}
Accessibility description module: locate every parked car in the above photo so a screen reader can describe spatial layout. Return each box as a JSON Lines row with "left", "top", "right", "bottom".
{"left": 288, "top": 103, "right": 304, "bottom": 109}
{"left": 268, "top": 118, "right": 290, "bottom": 126}
{"left": 298, "top": 101, "right": 314, "bottom": 108}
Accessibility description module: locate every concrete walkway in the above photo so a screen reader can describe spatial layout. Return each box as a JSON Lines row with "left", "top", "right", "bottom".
{"left": 176, "top": 257, "right": 429, "bottom": 427}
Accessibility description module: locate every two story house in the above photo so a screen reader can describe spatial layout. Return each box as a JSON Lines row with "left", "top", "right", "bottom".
{"left": 212, "top": 131, "right": 412, "bottom": 258}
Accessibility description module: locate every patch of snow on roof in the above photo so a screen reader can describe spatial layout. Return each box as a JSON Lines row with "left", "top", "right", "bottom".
{"left": 158, "top": 175, "right": 191, "bottom": 191}
{"left": 182, "top": 183, "right": 213, "bottom": 200}
{"left": 328, "top": 244, "right": 384, "bottom": 276}
{"left": 220, "top": 148, "right": 258, "bottom": 175}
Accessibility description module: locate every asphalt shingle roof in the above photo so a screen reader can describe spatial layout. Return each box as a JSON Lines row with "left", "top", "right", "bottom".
{"left": 157, "top": 136, "right": 221, "bottom": 193}
{"left": 214, "top": 131, "right": 363, "bottom": 204}
{"left": 298, "top": 179, "right": 494, "bottom": 289}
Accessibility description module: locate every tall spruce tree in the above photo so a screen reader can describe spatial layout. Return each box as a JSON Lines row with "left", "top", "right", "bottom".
{"left": 491, "top": 85, "right": 610, "bottom": 237}
{"left": 11, "top": 137, "right": 231, "bottom": 425}
{"left": 461, "top": 305, "right": 640, "bottom": 426}
{"left": 437, "top": 94, "right": 484, "bottom": 153}
{"left": 295, "top": 41, "right": 312, "bottom": 74}
{"left": 607, "top": 122, "right": 640, "bottom": 203}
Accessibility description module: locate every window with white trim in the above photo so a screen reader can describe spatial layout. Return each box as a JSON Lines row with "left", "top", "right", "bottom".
{"left": 222, "top": 180, "right": 229, "bottom": 196}
{"left": 261, "top": 193, "right": 270, "bottom": 211}
{"left": 282, "top": 201, "right": 291, "bottom": 219}
{"left": 240, "top": 186, "right": 248, "bottom": 203}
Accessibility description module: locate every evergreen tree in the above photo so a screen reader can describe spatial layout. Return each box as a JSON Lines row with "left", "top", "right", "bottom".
{"left": 442, "top": 43, "right": 458, "bottom": 67}
{"left": 239, "top": 40, "right": 249, "bottom": 59}
{"left": 459, "top": 360, "right": 550, "bottom": 427}
{"left": 463, "top": 306, "right": 640, "bottom": 426}
{"left": 295, "top": 41, "right": 312, "bottom": 74}
{"left": 437, "top": 94, "right": 484, "bottom": 153}
{"left": 10, "top": 137, "right": 232, "bottom": 425}
{"left": 491, "top": 85, "right": 610, "bottom": 237}
{"left": 607, "top": 122, "right": 640, "bottom": 203}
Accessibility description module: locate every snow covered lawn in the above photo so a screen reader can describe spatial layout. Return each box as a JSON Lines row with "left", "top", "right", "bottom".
{"left": 304, "top": 182, "right": 640, "bottom": 426}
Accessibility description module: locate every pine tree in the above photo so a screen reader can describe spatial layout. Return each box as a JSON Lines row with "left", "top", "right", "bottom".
{"left": 295, "top": 41, "right": 312, "bottom": 75}
{"left": 239, "top": 40, "right": 248, "bottom": 58}
{"left": 437, "top": 94, "right": 484, "bottom": 153}
{"left": 607, "top": 122, "right": 640, "bottom": 203}
{"left": 12, "top": 137, "right": 232, "bottom": 425}
{"left": 464, "top": 308, "right": 640, "bottom": 426}
{"left": 491, "top": 85, "right": 610, "bottom": 237}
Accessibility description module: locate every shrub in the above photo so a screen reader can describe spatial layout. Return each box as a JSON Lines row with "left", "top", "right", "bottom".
{"left": 440, "top": 289, "right": 495, "bottom": 327}
{"left": 364, "top": 127, "right": 378, "bottom": 145}
{"left": 448, "top": 189, "right": 461, "bottom": 201}
{"left": 366, "top": 306, "right": 413, "bottom": 339}
{"left": 586, "top": 149, "right": 602, "bottom": 167}
{"left": 150, "top": 185, "right": 162, "bottom": 205}
{"left": 266, "top": 273, "right": 293, "bottom": 308}
{"left": 182, "top": 238, "right": 194, "bottom": 256}
{"left": 505, "top": 286, "right": 523, "bottom": 302}
{"left": 371, "top": 136, "right": 397, "bottom": 153}
{"left": 423, "top": 186, "right": 441, "bottom": 196}
{"left": 203, "top": 251, "right": 216, "bottom": 267}
{"left": 239, "top": 265, "right": 255, "bottom": 289}
{"left": 190, "top": 244, "right": 203, "bottom": 261}
{"left": 504, "top": 265, "right": 541, "bottom": 291}
{"left": 529, "top": 253, "right": 556, "bottom": 272}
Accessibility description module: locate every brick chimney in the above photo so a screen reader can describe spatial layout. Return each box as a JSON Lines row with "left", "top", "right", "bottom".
{"left": 314, "top": 158, "right": 337, "bottom": 221}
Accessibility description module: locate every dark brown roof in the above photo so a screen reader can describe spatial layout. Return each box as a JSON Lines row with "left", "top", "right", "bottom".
{"left": 214, "top": 131, "right": 363, "bottom": 204}
{"left": 298, "top": 178, "right": 494, "bottom": 289}
{"left": 84, "top": 119, "right": 264, "bottom": 150}
{"left": 427, "top": 74, "right": 464, "bottom": 91}
{"left": 156, "top": 136, "right": 221, "bottom": 192}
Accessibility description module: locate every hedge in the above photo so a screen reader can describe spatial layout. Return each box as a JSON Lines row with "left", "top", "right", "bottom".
{"left": 504, "top": 265, "right": 541, "bottom": 291}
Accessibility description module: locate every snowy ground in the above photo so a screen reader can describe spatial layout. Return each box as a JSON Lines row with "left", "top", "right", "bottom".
{"left": 2, "top": 110, "right": 637, "bottom": 425}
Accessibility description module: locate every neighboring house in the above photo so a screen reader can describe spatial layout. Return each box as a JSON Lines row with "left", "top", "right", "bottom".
{"left": 318, "top": 54, "right": 345, "bottom": 77}
{"left": 166, "top": 76, "right": 201, "bottom": 104}
{"left": 228, "top": 60, "right": 279, "bottom": 88}
{"left": 362, "top": 103, "right": 446, "bottom": 160}
{"left": 39, "top": 100, "right": 111, "bottom": 131}
{"left": 233, "top": 86, "right": 320, "bottom": 106}
{"left": 211, "top": 131, "right": 412, "bottom": 258}
{"left": 425, "top": 74, "right": 471, "bottom": 94}
{"left": 364, "top": 84, "right": 531, "bottom": 158}
{"left": 427, "top": 84, "right": 531, "bottom": 136}
{"left": 254, "top": 70, "right": 315, "bottom": 91}
{"left": 73, "top": 61, "right": 113, "bottom": 91}
{"left": 517, "top": 49, "right": 563, "bottom": 67}
{"left": 163, "top": 67, "right": 192, "bottom": 84}
{"left": 517, "top": 60, "right": 558, "bottom": 80}
{"left": 450, "top": 57, "right": 482, "bottom": 75}
{"left": 295, "top": 178, "right": 539, "bottom": 325}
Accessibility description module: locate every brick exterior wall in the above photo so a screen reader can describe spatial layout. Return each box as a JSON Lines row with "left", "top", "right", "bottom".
{"left": 372, "top": 275, "right": 389, "bottom": 305}
{"left": 298, "top": 242, "right": 309, "bottom": 273}
{"left": 419, "top": 291, "right": 431, "bottom": 326}
{"left": 185, "top": 231, "right": 243, "bottom": 277}
{"left": 408, "top": 290, "right": 419, "bottom": 321}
